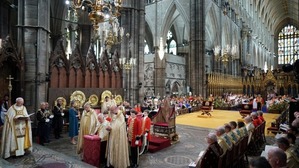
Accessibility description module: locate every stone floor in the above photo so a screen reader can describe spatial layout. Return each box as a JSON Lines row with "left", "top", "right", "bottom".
{"left": 1, "top": 124, "right": 275, "bottom": 168}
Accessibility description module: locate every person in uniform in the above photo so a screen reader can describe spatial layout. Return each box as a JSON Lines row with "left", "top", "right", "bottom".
{"left": 0, "top": 97, "right": 32, "bottom": 159}
{"left": 52, "top": 98, "right": 64, "bottom": 139}
{"left": 37, "top": 102, "right": 52, "bottom": 145}
{"left": 44, "top": 102, "right": 53, "bottom": 143}
{"left": 127, "top": 110, "right": 142, "bottom": 168}
{"left": 140, "top": 110, "right": 151, "bottom": 153}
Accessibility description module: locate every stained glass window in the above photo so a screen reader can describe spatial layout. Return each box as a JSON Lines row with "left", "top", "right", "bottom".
{"left": 278, "top": 25, "right": 299, "bottom": 64}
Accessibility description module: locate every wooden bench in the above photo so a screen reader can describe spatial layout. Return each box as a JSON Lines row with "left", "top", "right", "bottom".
{"left": 178, "top": 108, "right": 189, "bottom": 115}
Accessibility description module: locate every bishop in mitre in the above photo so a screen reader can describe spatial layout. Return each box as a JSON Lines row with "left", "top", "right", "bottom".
{"left": 0, "top": 97, "right": 32, "bottom": 159}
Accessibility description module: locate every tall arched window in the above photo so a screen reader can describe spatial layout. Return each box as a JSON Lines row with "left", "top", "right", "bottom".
{"left": 166, "top": 31, "right": 177, "bottom": 55}
{"left": 278, "top": 25, "right": 299, "bottom": 64}
{"left": 144, "top": 40, "right": 150, "bottom": 54}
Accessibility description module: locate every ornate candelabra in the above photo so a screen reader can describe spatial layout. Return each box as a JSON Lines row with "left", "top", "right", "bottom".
{"left": 214, "top": 44, "right": 238, "bottom": 68}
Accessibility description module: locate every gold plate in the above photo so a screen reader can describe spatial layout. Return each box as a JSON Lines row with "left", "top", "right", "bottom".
{"left": 54, "top": 97, "right": 67, "bottom": 108}
{"left": 115, "top": 95, "right": 123, "bottom": 105}
{"left": 88, "top": 94, "right": 99, "bottom": 106}
{"left": 101, "top": 90, "right": 112, "bottom": 103}
{"left": 70, "top": 90, "right": 86, "bottom": 108}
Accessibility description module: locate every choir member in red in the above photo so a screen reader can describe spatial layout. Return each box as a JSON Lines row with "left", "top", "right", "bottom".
{"left": 142, "top": 110, "right": 151, "bottom": 141}
{"left": 127, "top": 110, "right": 142, "bottom": 168}
{"left": 134, "top": 103, "right": 142, "bottom": 113}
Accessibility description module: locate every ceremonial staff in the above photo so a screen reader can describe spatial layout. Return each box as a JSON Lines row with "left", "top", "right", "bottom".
{"left": 7, "top": 75, "right": 13, "bottom": 107}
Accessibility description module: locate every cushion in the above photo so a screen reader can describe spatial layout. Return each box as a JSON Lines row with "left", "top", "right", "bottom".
{"left": 154, "top": 122, "right": 169, "bottom": 127}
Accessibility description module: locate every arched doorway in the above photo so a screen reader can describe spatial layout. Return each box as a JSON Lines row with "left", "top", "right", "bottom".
{"left": 0, "top": 36, "right": 23, "bottom": 102}
{"left": 171, "top": 81, "right": 180, "bottom": 95}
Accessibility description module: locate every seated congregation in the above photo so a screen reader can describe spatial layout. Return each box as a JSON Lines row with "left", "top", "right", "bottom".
{"left": 191, "top": 109, "right": 299, "bottom": 168}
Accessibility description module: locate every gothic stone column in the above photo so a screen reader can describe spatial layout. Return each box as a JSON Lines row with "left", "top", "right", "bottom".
{"left": 121, "top": 0, "right": 145, "bottom": 105}
{"left": 18, "top": 0, "right": 50, "bottom": 112}
{"left": 189, "top": 0, "right": 206, "bottom": 97}
{"left": 241, "top": 28, "right": 248, "bottom": 66}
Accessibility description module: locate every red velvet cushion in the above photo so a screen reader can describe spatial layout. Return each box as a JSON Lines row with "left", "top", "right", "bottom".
{"left": 83, "top": 135, "right": 101, "bottom": 167}
{"left": 84, "top": 135, "right": 100, "bottom": 140}
{"left": 154, "top": 122, "right": 169, "bottom": 127}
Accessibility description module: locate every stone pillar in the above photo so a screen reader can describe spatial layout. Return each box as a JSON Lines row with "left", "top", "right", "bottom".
{"left": 189, "top": 0, "right": 206, "bottom": 97}
{"left": 121, "top": 0, "right": 145, "bottom": 105}
{"left": 17, "top": 0, "right": 50, "bottom": 112}
{"left": 247, "top": 30, "right": 253, "bottom": 65}
{"left": 241, "top": 29, "right": 248, "bottom": 66}
{"left": 154, "top": 51, "right": 166, "bottom": 98}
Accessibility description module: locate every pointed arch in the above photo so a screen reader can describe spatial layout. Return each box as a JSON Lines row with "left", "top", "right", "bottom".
{"left": 0, "top": 35, "right": 23, "bottom": 69}
{"left": 160, "top": 0, "right": 189, "bottom": 43}
{"left": 205, "top": 4, "right": 219, "bottom": 49}
{"left": 144, "top": 20, "right": 154, "bottom": 53}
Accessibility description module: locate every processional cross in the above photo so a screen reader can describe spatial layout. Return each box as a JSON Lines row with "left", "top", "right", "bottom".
{"left": 7, "top": 75, "right": 13, "bottom": 106}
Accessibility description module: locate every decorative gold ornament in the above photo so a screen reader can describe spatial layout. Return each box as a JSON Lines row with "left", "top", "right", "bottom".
{"left": 101, "top": 90, "right": 112, "bottom": 103}
{"left": 115, "top": 95, "right": 123, "bottom": 105}
{"left": 70, "top": 90, "right": 86, "bottom": 108}
{"left": 88, "top": 94, "right": 99, "bottom": 106}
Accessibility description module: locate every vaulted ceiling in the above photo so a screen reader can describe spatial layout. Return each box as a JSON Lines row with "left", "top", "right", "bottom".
{"left": 257, "top": 0, "right": 299, "bottom": 34}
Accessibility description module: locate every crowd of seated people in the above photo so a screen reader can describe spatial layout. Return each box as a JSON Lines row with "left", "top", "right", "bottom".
{"left": 259, "top": 112, "right": 299, "bottom": 168}
{"left": 192, "top": 111, "right": 267, "bottom": 167}
{"left": 140, "top": 93, "right": 295, "bottom": 116}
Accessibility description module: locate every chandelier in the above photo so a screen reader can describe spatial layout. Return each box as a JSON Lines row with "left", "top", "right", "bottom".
{"left": 119, "top": 57, "right": 136, "bottom": 72}
{"left": 214, "top": 44, "right": 238, "bottom": 67}
{"left": 70, "top": 0, "right": 124, "bottom": 52}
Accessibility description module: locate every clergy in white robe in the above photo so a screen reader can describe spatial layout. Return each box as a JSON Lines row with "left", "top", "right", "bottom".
{"left": 77, "top": 103, "right": 99, "bottom": 154}
{"left": 0, "top": 97, "right": 32, "bottom": 159}
{"left": 106, "top": 105, "right": 130, "bottom": 168}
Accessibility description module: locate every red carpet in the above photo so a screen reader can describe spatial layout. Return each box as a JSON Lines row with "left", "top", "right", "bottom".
{"left": 148, "top": 136, "right": 171, "bottom": 153}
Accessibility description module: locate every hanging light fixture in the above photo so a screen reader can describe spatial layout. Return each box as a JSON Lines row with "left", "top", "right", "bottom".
{"left": 159, "top": 37, "right": 165, "bottom": 60}
{"left": 70, "top": 0, "right": 124, "bottom": 51}
{"left": 71, "top": 0, "right": 122, "bottom": 29}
